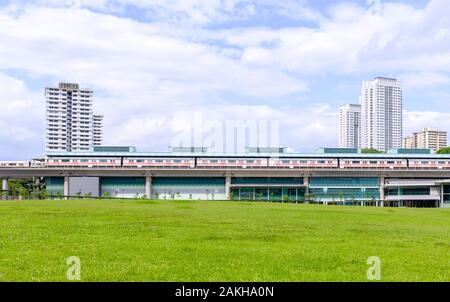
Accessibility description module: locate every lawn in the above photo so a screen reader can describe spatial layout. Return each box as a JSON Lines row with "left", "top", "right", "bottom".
{"left": 0, "top": 199, "right": 448, "bottom": 281}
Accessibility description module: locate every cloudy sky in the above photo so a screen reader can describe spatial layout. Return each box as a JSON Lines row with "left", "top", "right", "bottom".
{"left": 0, "top": 0, "right": 450, "bottom": 159}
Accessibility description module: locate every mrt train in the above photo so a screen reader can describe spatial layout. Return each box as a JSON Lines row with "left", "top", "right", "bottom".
{"left": 1, "top": 157, "right": 450, "bottom": 170}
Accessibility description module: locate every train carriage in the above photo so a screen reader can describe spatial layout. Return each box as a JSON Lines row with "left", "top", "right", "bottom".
{"left": 408, "top": 159, "right": 450, "bottom": 169}
{"left": 268, "top": 158, "right": 338, "bottom": 169}
{"left": 340, "top": 159, "right": 408, "bottom": 169}
{"left": 0, "top": 161, "right": 30, "bottom": 168}
{"left": 45, "top": 157, "right": 121, "bottom": 168}
{"left": 196, "top": 158, "right": 268, "bottom": 168}
{"left": 123, "top": 157, "right": 195, "bottom": 168}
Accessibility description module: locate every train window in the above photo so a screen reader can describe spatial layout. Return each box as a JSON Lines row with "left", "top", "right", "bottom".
{"left": 210, "top": 160, "right": 218, "bottom": 163}
{"left": 156, "top": 160, "right": 163, "bottom": 163}
{"left": 370, "top": 161, "right": 377, "bottom": 164}
{"left": 438, "top": 161, "right": 446, "bottom": 164}
{"left": 422, "top": 161, "right": 429, "bottom": 164}
{"left": 352, "top": 161, "right": 360, "bottom": 164}
{"left": 282, "top": 160, "right": 290, "bottom": 164}
{"left": 174, "top": 160, "right": 182, "bottom": 163}
{"left": 100, "top": 160, "right": 108, "bottom": 163}
{"left": 387, "top": 161, "right": 395, "bottom": 164}
{"left": 228, "top": 160, "right": 236, "bottom": 163}
{"left": 62, "top": 159, "right": 70, "bottom": 163}
{"left": 137, "top": 160, "right": 144, "bottom": 163}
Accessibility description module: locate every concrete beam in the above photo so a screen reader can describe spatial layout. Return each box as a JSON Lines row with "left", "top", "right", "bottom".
{"left": 145, "top": 176, "right": 152, "bottom": 198}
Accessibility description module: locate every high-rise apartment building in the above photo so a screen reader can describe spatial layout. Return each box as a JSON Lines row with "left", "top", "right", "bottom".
{"left": 403, "top": 128, "right": 447, "bottom": 152}
{"left": 361, "top": 77, "right": 403, "bottom": 152}
{"left": 45, "top": 82, "right": 103, "bottom": 152}
{"left": 403, "top": 135, "right": 415, "bottom": 149}
{"left": 339, "top": 104, "right": 361, "bottom": 148}
{"left": 93, "top": 114, "right": 104, "bottom": 146}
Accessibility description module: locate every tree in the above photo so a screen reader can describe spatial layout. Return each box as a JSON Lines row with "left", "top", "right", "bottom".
{"left": 18, "top": 187, "right": 30, "bottom": 199}
{"left": 40, "top": 188, "right": 49, "bottom": 200}
{"left": 437, "top": 147, "right": 450, "bottom": 154}
{"left": 102, "top": 191, "right": 111, "bottom": 198}
{"left": 361, "top": 148, "right": 384, "bottom": 154}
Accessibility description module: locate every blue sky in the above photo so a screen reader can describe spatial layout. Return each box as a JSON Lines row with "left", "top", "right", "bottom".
{"left": 0, "top": 0, "right": 450, "bottom": 159}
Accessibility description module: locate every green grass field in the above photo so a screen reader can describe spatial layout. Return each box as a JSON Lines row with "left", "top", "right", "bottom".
{"left": 0, "top": 199, "right": 448, "bottom": 282}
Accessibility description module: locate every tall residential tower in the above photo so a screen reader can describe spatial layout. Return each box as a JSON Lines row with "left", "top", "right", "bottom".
{"left": 45, "top": 82, "right": 103, "bottom": 152}
{"left": 339, "top": 104, "right": 361, "bottom": 148}
{"left": 361, "top": 77, "right": 403, "bottom": 152}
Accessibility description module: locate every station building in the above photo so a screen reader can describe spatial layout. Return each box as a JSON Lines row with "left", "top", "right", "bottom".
{"left": 12, "top": 147, "right": 446, "bottom": 208}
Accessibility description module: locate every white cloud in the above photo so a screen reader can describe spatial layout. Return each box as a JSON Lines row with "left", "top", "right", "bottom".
{"left": 216, "top": 0, "right": 450, "bottom": 75}
{"left": 398, "top": 72, "right": 450, "bottom": 90}
{"left": 0, "top": 73, "right": 44, "bottom": 159}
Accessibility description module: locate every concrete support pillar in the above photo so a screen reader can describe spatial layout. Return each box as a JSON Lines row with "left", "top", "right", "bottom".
{"left": 379, "top": 177, "right": 385, "bottom": 207}
{"left": 64, "top": 177, "right": 70, "bottom": 199}
{"left": 2, "top": 179, "right": 9, "bottom": 200}
{"left": 145, "top": 176, "right": 152, "bottom": 199}
{"left": 2, "top": 179, "right": 9, "bottom": 191}
{"left": 225, "top": 175, "right": 231, "bottom": 200}
{"left": 303, "top": 176, "right": 309, "bottom": 202}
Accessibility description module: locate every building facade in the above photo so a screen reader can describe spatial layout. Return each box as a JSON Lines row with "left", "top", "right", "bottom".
{"left": 403, "top": 128, "right": 447, "bottom": 152}
{"left": 93, "top": 115, "right": 104, "bottom": 146}
{"left": 361, "top": 77, "right": 403, "bottom": 152}
{"left": 403, "top": 135, "right": 415, "bottom": 149}
{"left": 45, "top": 83, "right": 103, "bottom": 152}
{"left": 2, "top": 148, "right": 450, "bottom": 208}
{"left": 339, "top": 104, "right": 361, "bottom": 148}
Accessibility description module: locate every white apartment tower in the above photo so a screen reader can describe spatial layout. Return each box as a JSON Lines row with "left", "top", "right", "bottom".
{"left": 45, "top": 83, "right": 103, "bottom": 152}
{"left": 93, "top": 114, "right": 104, "bottom": 146}
{"left": 339, "top": 104, "right": 361, "bottom": 148}
{"left": 361, "top": 77, "right": 403, "bottom": 152}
